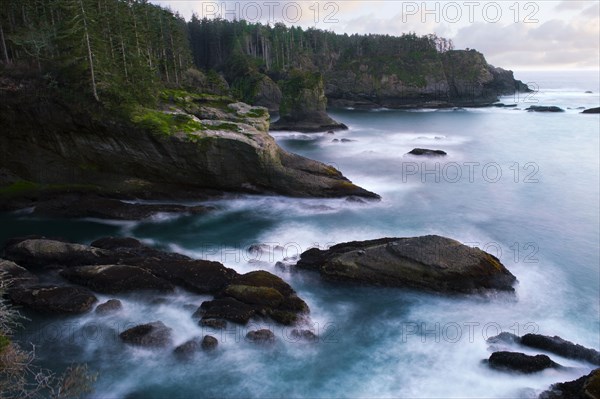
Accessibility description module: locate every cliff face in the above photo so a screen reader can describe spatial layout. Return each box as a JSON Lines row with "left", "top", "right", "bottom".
{"left": 324, "top": 50, "right": 529, "bottom": 109}
{"left": 0, "top": 79, "right": 378, "bottom": 200}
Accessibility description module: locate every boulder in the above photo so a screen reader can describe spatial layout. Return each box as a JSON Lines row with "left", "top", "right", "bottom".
{"left": 526, "top": 106, "right": 565, "bottom": 113}
{"left": 487, "top": 351, "right": 560, "bottom": 373}
{"left": 198, "top": 297, "right": 256, "bottom": 324}
{"left": 173, "top": 338, "right": 201, "bottom": 358}
{"left": 290, "top": 329, "right": 318, "bottom": 342}
{"left": 521, "top": 334, "right": 600, "bottom": 366}
{"left": 246, "top": 329, "right": 275, "bottom": 343}
{"left": 3, "top": 239, "right": 112, "bottom": 269}
{"left": 119, "top": 321, "right": 172, "bottom": 348}
{"left": 296, "top": 235, "right": 517, "bottom": 293}
{"left": 200, "top": 318, "right": 227, "bottom": 329}
{"left": 201, "top": 335, "right": 219, "bottom": 350}
{"left": 223, "top": 285, "right": 284, "bottom": 307}
{"left": 9, "top": 285, "right": 97, "bottom": 314}
{"left": 60, "top": 265, "right": 174, "bottom": 294}
{"left": 0, "top": 259, "right": 39, "bottom": 288}
{"left": 539, "top": 368, "right": 600, "bottom": 399}
{"left": 407, "top": 148, "right": 447, "bottom": 156}
{"left": 582, "top": 107, "right": 600, "bottom": 114}
{"left": 95, "top": 299, "right": 123, "bottom": 315}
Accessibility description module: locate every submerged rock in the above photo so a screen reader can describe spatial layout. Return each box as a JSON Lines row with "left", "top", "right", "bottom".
{"left": 539, "top": 368, "right": 600, "bottom": 399}
{"left": 173, "top": 338, "right": 201, "bottom": 358}
{"left": 296, "top": 235, "right": 517, "bottom": 293}
{"left": 201, "top": 335, "right": 219, "bottom": 350}
{"left": 526, "top": 106, "right": 565, "bottom": 113}
{"left": 407, "top": 148, "right": 447, "bottom": 156}
{"left": 120, "top": 321, "right": 172, "bottom": 348}
{"left": 290, "top": 329, "right": 318, "bottom": 342}
{"left": 487, "top": 351, "right": 560, "bottom": 373}
{"left": 95, "top": 299, "right": 123, "bottom": 315}
{"left": 9, "top": 285, "right": 97, "bottom": 314}
{"left": 246, "top": 329, "right": 275, "bottom": 344}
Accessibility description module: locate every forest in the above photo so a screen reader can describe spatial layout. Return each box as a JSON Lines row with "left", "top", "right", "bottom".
{"left": 0, "top": 0, "right": 455, "bottom": 107}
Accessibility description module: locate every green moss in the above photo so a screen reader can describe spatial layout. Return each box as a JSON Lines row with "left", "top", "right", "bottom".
{"left": 0, "top": 334, "right": 11, "bottom": 353}
{"left": 0, "top": 181, "right": 38, "bottom": 196}
{"left": 131, "top": 108, "right": 206, "bottom": 135}
{"left": 204, "top": 122, "right": 240, "bottom": 132}
{"left": 246, "top": 108, "right": 268, "bottom": 118}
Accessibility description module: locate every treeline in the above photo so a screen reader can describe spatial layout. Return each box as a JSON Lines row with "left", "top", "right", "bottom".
{"left": 188, "top": 17, "right": 454, "bottom": 75}
{"left": 0, "top": 0, "right": 191, "bottom": 104}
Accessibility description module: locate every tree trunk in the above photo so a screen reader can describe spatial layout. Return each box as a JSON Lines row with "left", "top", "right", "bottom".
{"left": 0, "top": 21, "right": 10, "bottom": 64}
{"left": 79, "top": 0, "right": 100, "bottom": 102}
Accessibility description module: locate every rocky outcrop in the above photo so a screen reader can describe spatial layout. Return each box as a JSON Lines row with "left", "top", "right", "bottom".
{"left": 296, "top": 235, "right": 517, "bottom": 293}
{"left": 520, "top": 334, "right": 600, "bottom": 366}
{"left": 526, "top": 106, "right": 565, "bottom": 113}
{"left": 9, "top": 285, "right": 97, "bottom": 314}
{"left": 32, "top": 193, "right": 213, "bottom": 220}
{"left": 119, "top": 321, "right": 173, "bottom": 348}
{"left": 407, "top": 149, "right": 447, "bottom": 157}
{"left": 325, "top": 50, "right": 529, "bottom": 109}
{"left": 487, "top": 351, "right": 560, "bottom": 373}
{"left": 0, "top": 80, "right": 379, "bottom": 204}
{"left": 0, "top": 259, "right": 39, "bottom": 288}
{"left": 540, "top": 368, "right": 600, "bottom": 399}
{"left": 582, "top": 107, "right": 600, "bottom": 114}
{"left": 271, "top": 70, "right": 348, "bottom": 133}
{"left": 252, "top": 75, "right": 282, "bottom": 112}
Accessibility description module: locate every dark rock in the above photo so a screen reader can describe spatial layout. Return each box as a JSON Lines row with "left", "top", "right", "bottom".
{"left": 231, "top": 271, "right": 295, "bottom": 297}
{"left": 252, "top": 74, "right": 282, "bottom": 112}
{"left": 332, "top": 139, "right": 340, "bottom": 143}
{"left": 521, "top": 334, "right": 600, "bottom": 365}
{"left": 526, "top": 106, "right": 565, "bottom": 113}
{"left": 0, "top": 259, "right": 39, "bottom": 288}
{"left": 3, "top": 239, "right": 112, "bottom": 269}
{"left": 32, "top": 194, "right": 213, "bottom": 220}
{"left": 290, "top": 329, "right": 318, "bottom": 342}
{"left": 488, "top": 351, "right": 560, "bottom": 373}
{"left": 95, "top": 299, "right": 123, "bottom": 315}
{"left": 407, "top": 148, "right": 447, "bottom": 156}
{"left": 173, "top": 338, "right": 201, "bottom": 358}
{"left": 582, "top": 107, "right": 600, "bottom": 114}
{"left": 585, "top": 91, "right": 593, "bottom": 94}
{"left": 199, "top": 297, "right": 256, "bottom": 324}
{"left": 223, "top": 285, "right": 284, "bottom": 307}
{"left": 246, "top": 329, "right": 275, "bottom": 343}
{"left": 200, "top": 318, "right": 227, "bottom": 329}
{"left": 90, "top": 237, "right": 144, "bottom": 250}
{"left": 486, "top": 332, "right": 521, "bottom": 345}
{"left": 120, "top": 321, "right": 172, "bottom": 348}
{"left": 297, "top": 235, "right": 517, "bottom": 293}
{"left": 60, "top": 265, "right": 174, "bottom": 294}
{"left": 539, "top": 368, "right": 600, "bottom": 399}
{"left": 201, "top": 335, "right": 218, "bottom": 350}
{"left": 340, "top": 138, "right": 355, "bottom": 143}
{"left": 9, "top": 285, "right": 97, "bottom": 314}
{"left": 345, "top": 196, "right": 367, "bottom": 204}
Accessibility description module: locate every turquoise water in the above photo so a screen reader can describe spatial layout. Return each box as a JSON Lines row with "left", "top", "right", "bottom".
{"left": 4, "top": 71, "right": 600, "bottom": 398}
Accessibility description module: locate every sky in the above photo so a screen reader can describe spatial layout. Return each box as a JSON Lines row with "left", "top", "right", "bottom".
{"left": 151, "top": 0, "right": 600, "bottom": 71}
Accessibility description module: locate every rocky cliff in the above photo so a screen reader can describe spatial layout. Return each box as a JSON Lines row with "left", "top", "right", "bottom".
{"left": 0, "top": 78, "right": 378, "bottom": 203}
{"left": 325, "top": 50, "right": 529, "bottom": 109}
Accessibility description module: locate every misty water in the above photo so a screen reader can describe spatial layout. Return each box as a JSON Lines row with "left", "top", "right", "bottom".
{"left": 4, "top": 70, "right": 599, "bottom": 398}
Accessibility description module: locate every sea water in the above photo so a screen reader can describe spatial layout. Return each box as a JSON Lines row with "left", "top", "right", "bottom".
{"left": 3, "top": 70, "right": 599, "bottom": 398}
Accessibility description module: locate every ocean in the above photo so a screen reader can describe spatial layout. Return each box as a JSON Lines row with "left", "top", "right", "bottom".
{"left": 3, "top": 70, "right": 599, "bottom": 398}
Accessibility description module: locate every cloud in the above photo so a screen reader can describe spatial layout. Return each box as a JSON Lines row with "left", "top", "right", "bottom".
{"left": 554, "top": 1, "right": 590, "bottom": 11}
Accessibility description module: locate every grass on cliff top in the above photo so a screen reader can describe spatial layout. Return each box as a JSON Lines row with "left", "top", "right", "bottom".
{"left": 130, "top": 108, "right": 207, "bottom": 136}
